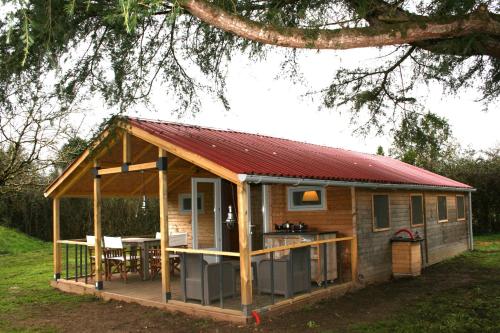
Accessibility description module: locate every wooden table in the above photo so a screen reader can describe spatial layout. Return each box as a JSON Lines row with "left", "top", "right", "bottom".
{"left": 122, "top": 237, "right": 160, "bottom": 280}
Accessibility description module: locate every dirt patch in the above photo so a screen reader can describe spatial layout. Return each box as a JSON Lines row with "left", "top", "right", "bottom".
{"left": 4, "top": 259, "right": 498, "bottom": 333}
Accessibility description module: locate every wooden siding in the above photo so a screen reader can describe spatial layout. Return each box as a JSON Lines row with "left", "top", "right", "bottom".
{"left": 166, "top": 172, "right": 217, "bottom": 248}
{"left": 355, "top": 189, "right": 469, "bottom": 284}
{"left": 269, "top": 185, "right": 353, "bottom": 237}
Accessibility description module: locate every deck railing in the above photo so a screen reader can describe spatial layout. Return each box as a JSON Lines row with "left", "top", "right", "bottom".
{"left": 57, "top": 239, "right": 92, "bottom": 284}
{"left": 249, "top": 236, "right": 355, "bottom": 307}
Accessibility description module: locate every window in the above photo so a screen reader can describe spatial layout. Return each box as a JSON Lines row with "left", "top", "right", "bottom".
{"left": 287, "top": 186, "right": 326, "bottom": 211}
{"left": 372, "top": 194, "right": 390, "bottom": 231}
{"left": 179, "top": 193, "right": 204, "bottom": 213}
{"left": 437, "top": 195, "right": 448, "bottom": 222}
{"left": 410, "top": 195, "right": 424, "bottom": 226}
{"left": 456, "top": 195, "right": 466, "bottom": 221}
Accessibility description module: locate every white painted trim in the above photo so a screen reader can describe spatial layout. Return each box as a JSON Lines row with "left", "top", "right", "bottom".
{"left": 262, "top": 185, "right": 270, "bottom": 233}
{"left": 191, "top": 178, "right": 222, "bottom": 252}
{"left": 178, "top": 192, "right": 205, "bottom": 214}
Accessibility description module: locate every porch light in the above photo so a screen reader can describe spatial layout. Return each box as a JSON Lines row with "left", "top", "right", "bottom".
{"left": 225, "top": 205, "right": 237, "bottom": 229}
{"left": 302, "top": 190, "right": 319, "bottom": 202}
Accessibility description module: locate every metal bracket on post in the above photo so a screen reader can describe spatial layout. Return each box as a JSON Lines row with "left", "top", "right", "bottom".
{"left": 95, "top": 281, "right": 103, "bottom": 290}
{"left": 54, "top": 273, "right": 60, "bottom": 281}
{"left": 157, "top": 157, "right": 168, "bottom": 171}
{"left": 91, "top": 167, "right": 101, "bottom": 178}
{"left": 121, "top": 163, "right": 130, "bottom": 172}
{"left": 165, "top": 292, "right": 171, "bottom": 301}
{"left": 242, "top": 304, "right": 251, "bottom": 317}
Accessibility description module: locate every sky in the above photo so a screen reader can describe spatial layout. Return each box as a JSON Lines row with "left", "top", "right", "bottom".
{"left": 77, "top": 47, "right": 500, "bottom": 155}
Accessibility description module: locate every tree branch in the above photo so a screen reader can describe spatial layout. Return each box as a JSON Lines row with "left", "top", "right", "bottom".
{"left": 181, "top": 0, "right": 500, "bottom": 54}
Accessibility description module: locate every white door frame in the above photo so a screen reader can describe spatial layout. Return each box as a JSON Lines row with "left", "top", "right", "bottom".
{"left": 191, "top": 177, "right": 222, "bottom": 250}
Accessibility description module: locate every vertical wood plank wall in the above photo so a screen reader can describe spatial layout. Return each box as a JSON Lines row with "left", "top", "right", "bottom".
{"left": 269, "top": 185, "right": 354, "bottom": 237}
{"left": 165, "top": 173, "right": 216, "bottom": 248}
{"left": 355, "top": 189, "right": 469, "bottom": 284}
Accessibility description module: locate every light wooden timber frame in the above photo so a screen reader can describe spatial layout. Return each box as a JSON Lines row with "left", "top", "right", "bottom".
{"left": 93, "top": 160, "right": 104, "bottom": 289}
{"left": 45, "top": 121, "right": 256, "bottom": 310}
{"left": 237, "top": 183, "right": 252, "bottom": 315}
{"left": 159, "top": 148, "right": 171, "bottom": 301}
{"left": 52, "top": 198, "right": 61, "bottom": 280}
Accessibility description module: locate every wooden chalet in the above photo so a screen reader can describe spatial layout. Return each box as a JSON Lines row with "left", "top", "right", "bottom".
{"left": 44, "top": 117, "right": 474, "bottom": 324}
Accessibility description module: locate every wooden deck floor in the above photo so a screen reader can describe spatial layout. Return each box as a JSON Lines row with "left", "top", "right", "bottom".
{"left": 52, "top": 272, "right": 354, "bottom": 324}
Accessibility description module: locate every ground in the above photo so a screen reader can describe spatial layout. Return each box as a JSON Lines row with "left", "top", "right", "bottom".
{"left": 1, "top": 226, "right": 500, "bottom": 333}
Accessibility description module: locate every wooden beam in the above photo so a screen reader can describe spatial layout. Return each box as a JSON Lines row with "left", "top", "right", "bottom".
{"left": 159, "top": 148, "right": 171, "bottom": 301}
{"left": 350, "top": 187, "right": 358, "bottom": 284}
{"left": 130, "top": 157, "right": 183, "bottom": 196}
{"left": 128, "top": 162, "right": 157, "bottom": 172}
{"left": 93, "top": 161, "right": 104, "bottom": 290}
{"left": 237, "top": 183, "right": 252, "bottom": 315}
{"left": 97, "top": 161, "right": 157, "bottom": 176}
{"left": 53, "top": 198, "right": 61, "bottom": 280}
{"left": 44, "top": 129, "right": 115, "bottom": 198}
{"left": 101, "top": 144, "right": 155, "bottom": 191}
{"left": 123, "top": 132, "right": 131, "bottom": 164}
{"left": 127, "top": 125, "right": 241, "bottom": 184}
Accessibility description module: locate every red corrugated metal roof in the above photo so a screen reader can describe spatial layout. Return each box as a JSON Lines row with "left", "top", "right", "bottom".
{"left": 129, "top": 117, "right": 471, "bottom": 189}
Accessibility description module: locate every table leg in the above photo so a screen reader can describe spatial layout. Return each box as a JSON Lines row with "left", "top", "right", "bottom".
{"left": 142, "top": 243, "right": 149, "bottom": 280}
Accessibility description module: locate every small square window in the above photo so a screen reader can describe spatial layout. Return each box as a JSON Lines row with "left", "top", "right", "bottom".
{"left": 179, "top": 193, "right": 204, "bottom": 214}
{"left": 456, "top": 195, "right": 465, "bottom": 220}
{"left": 410, "top": 195, "right": 424, "bottom": 226}
{"left": 373, "top": 194, "right": 390, "bottom": 231}
{"left": 287, "top": 186, "right": 326, "bottom": 211}
{"left": 437, "top": 196, "right": 448, "bottom": 222}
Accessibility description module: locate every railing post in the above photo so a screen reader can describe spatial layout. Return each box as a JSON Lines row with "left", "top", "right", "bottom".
{"left": 200, "top": 254, "right": 205, "bottom": 305}
{"left": 65, "top": 243, "right": 69, "bottom": 280}
{"left": 181, "top": 252, "right": 187, "bottom": 302}
{"left": 52, "top": 198, "right": 61, "bottom": 280}
{"left": 270, "top": 251, "right": 275, "bottom": 304}
{"left": 306, "top": 246, "right": 311, "bottom": 293}
{"left": 323, "top": 242, "right": 327, "bottom": 288}
{"left": 85, "top": 244, "right": 88, "bottom": 284}
{"left": 219, "top": 255, "right": 224, "bottom": 308}
{"left": 350, "top": 237, "right": 358, "bottom": 283}
{"left": 75, "top": 244, "right": 78, "bottom": 282}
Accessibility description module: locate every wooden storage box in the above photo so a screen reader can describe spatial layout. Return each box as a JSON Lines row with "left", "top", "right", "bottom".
{"left": 391, "top": 240, "right": 422, "bottom": 277}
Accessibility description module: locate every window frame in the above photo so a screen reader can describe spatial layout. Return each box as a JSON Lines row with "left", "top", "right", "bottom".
{"left": 372, "top": 193, "right": 391, "bottom": 232}
{"left": 287, "top": 186, "right": 327, "bottom": 211}
{"left": 456, "top": 195, "right": 466, "bottom": 221}
{"left": 410, "top": 194, "right": 425, "bottom": 227}
{"left": 179, "top": 192, "right": 205, "bottom": 214}
{"left": 437, "top": 195, "right": 448, "bottom": 223}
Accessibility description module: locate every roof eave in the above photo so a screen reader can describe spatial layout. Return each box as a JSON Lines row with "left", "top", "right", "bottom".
{"left": 238, "top": 174, "right": 476, "bottom": 192}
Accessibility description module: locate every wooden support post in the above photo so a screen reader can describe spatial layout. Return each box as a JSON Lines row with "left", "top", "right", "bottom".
{"left": 123, "top": 132, "right": 131, "bottom": 165}
{"left": 237, "top": 183, "right": 252, "bottom": 315}
{"left": 53, "top": 197, "right": 61, "bottom": 280}
{"left": 468, "top": 192, "right": 474, "bottom": 251}
{"left": 350, "top": 187, "right": 358, "bottom": 284}
{"left": 159, "top": 148, "right": 171, "bottom": 301}
{"left": 93, "top": 161, "right": 104, "bottom": 290}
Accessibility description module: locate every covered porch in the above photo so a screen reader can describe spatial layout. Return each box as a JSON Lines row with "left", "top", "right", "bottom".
{"left": 46, "top": 119, "right": 358, "bottom": 323}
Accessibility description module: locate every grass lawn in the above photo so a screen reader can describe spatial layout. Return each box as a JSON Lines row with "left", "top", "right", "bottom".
{"left": 1, "top": 226, "right": 500, "bottom": 332}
